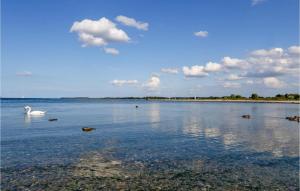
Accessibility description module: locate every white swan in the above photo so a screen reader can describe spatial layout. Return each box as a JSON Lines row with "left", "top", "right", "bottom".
{"left": 24, "top": 106, "right": 46, "bottom": 116}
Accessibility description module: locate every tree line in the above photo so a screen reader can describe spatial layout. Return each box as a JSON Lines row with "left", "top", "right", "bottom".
{"left": 144, "top": 93, "right": 300, "bottom": 100}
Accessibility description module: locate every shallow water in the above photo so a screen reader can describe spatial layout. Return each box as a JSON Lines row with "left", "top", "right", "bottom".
{"left": 1, "top": 99, "right": 299, "bottom": 190}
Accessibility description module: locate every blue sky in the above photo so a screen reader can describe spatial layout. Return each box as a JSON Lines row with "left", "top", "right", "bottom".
{"left": 2, "top": 0, "right": 299, "bottom": 98}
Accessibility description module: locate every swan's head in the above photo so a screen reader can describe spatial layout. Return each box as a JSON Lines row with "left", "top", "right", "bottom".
{"left": 24, "top": 106, "right": 31, "bottom": 112}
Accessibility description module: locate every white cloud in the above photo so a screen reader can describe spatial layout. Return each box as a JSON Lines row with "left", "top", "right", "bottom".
{"left": 246, "top": 80, "right": 254, "bottom": 84}
{"left": 263, "top": 77, "right": 285, "bottom": 88}
{"left": 16, "top": 71, "right": 32, "bottom": 77}
{"left": 110, "top": 80, "right": 138, "bottom": 86}
{"left": 204, "top": 62, "right": 222, "bottom": 72}
{"left": 183, "top": 62, "right": 221, "bottom": 78}
{"left": 183, "top": 65, "right": 208, "bottom": 77}
{"left": 222, "top": 82, "right": 241, "bottom": 88}
{"left": 70, "top": 17, "right": 130, "bottom": 47}
{"left": 194, "top": 31, "right": 208, "bottom": 38}
{"left": 104, "top": 47, "right": 119, "bottom": 55}
{"left": 161, "top": 68, "right": 179, "bottom": 74}
{"left": 227, "top": 74, "right": 242, "bottom": 81}
{"left": 288, "top": 45, "right": 300, "bottom": 55}
{"left": 115, "top": 15, "right": 149, "bottom": 31}
{"left": 222, "top": 57, "right": 248, "bottom": 69}
{"left": 143, "top": 75, "right": 160, "bottom": 90}
{"left": 245, "top": 47, "right": 300, "bottom": 77}
{"left": 251, "top": 0, "right": 266, "bottom": 6}
{"left": 179, "top": 45, "right": 297, "bottom": 89}
{"left": 251, "top": 48, "right": 283, "bottom": 57}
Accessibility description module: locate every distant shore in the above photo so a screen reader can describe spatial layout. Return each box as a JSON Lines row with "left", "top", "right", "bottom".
{"left": 147, "top": 99, "right": 300, "bottom": 104}
{"left": 1, "top": 97, "right": 299, "bottom": 104}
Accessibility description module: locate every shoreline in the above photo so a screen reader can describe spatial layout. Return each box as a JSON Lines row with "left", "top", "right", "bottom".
{"left": 147, "top": 99, "right": 300, "bottom": 104}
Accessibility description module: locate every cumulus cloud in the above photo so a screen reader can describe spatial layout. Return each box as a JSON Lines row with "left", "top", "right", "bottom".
{"left": 104, "top": 47, "right": 119, "bottom": 55}
{"left": 110, "top": 80, "right": 138, "bottom": 86}
{"left": 245, "top": 46, "right": 300, "bottom": 77}
{"left": 204, "top": 62, "right": 222, "bottom": 72}
{"left": 180, "top": 45, "right": 297, "bottom": 89}
{"left": 222, "top": 57, "right": 249, "bottom": 69}
{"left": 183, "top": 62, "right": 221, "bottom": 77}
{"left": 288, "top": 46, "right": 300, "bottom": 55}
{"left": 219, "top": 46, "right": 299, "bottom": 81}
{"left": 16, "top": 71, "right": 32, "bottom": 77}
{"left": 143, "top": 75, "right": 160, "bottom": 90}
{"left": 251, "top": 47, "right": 284, "bottom": 57}
{"left": 161, "top": 68, "right": 179, "bottom": 74}
{"left": 115, "top": 15, "right": 149, "bottom": 31}
{"left": 223, "top": 82, "right": 241, "bottom": 88}
{"left": 183, "top": 65, "right": 208, "bottom": 77}
{"left": 194, "top": 31, "right": 208, "bottom": 38}
{"left": 227, "top": 74, "right": 243, "bottom": 81}
{"left": 246, "top": 80, "right": 254, "bottom": 84}
{"left": 70, "top": 17, "right": 130, "bottom": 47}
{"left": 263, "top": 77, "right": 285, "bottom": 88}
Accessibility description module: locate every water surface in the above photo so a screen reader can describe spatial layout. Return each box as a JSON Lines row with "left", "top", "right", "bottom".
{"left": 1, "top": 99, "right": 299, "bottom": 190}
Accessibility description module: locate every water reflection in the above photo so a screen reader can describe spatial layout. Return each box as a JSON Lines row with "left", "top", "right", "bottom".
{"left": 204, "top": 128, "right": 221, "bottom": 138}
{"left": 223, "top": 133, "right": 238, "bottom": 149}
{"left": 178, "top": 104, "right": 299, "bottom": 157}
{"left": 182, "top": 116, "right": 202, "bottom": 137}
{"left": 148, "top": 103, "right": 160, "bottom": 128}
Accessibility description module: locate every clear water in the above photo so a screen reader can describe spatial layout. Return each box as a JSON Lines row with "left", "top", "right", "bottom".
{"left": 1, "top": 99, "right": 299, "bottom": 190}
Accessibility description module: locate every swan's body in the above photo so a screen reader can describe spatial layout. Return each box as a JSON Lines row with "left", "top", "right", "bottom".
{"left": 24, "top": 106, "right": 46, "bottom": 116}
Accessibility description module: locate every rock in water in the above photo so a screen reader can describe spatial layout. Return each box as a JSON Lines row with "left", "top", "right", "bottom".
{"left": 82, "top": 127, "right": 96, "bottom": 132}
{"left": 74, "top": 152, "right": 124, "bottom": 178}
{"left": 241, "top": 115, "right": 251, "bottom": 119}
{"left": 286, "top": 116, "right": 300, "bottom": 122}
{"left": 48, "top": 118, "right": 58, "bottom": 121}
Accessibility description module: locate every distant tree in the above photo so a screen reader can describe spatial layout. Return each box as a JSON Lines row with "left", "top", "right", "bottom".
{"left": 250, "top": 93, "right": 259, "bottom": 99}
{"left": 230, "top": 94, "right": 236, "bottom": 99}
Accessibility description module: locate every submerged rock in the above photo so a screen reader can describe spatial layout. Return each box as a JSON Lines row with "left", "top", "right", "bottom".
{"left": 82, "top": 127, "right": 96, "bottom": 132}
{"left": 286, "top": 116, "right": 300, "bottom": 122}
{"left": 73, "top": 152, "right": 124, "bottom": 178}
{"left": 241, "top": 115, "right": 251, "bottom": 119}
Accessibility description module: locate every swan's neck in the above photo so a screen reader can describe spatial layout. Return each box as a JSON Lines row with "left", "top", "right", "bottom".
{"left": 26, "top": 107, "right": 31, "bottom": 114}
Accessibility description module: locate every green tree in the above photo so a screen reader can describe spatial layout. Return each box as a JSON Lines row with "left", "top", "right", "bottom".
{"left": 250, "top": 93, "right": 259, "bottom": 99}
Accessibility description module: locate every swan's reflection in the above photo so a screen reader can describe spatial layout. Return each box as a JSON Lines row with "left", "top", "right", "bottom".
{"left": 24, "top": 115, "right": 32, "bottom": 124}
{"left": 24, "top": 114, "right": 44, "bottom": 125}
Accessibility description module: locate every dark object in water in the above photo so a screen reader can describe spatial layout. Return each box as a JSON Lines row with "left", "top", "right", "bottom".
{"left": 82, "top": 127, "right": 96, "bottom": 132}
{"left": 136, "top": 105, "right": 138, "bottom": 108}
{"left": 48, "top": 118, "right": 58, "bottom": 121}
{"left": 241, "top": 115, "right": 251, "bottom": 119}
{"left": 286, "top": 116, "right": 300, "bottom": 122}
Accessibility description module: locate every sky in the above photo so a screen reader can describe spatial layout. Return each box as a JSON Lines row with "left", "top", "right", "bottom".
{"left": 2, "top": 0, "right": 299, "bottom": 98}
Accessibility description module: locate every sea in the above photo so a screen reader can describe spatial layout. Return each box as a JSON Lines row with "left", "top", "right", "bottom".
{"left": 1, "top": 98, "right": 299, "bottom": 190}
